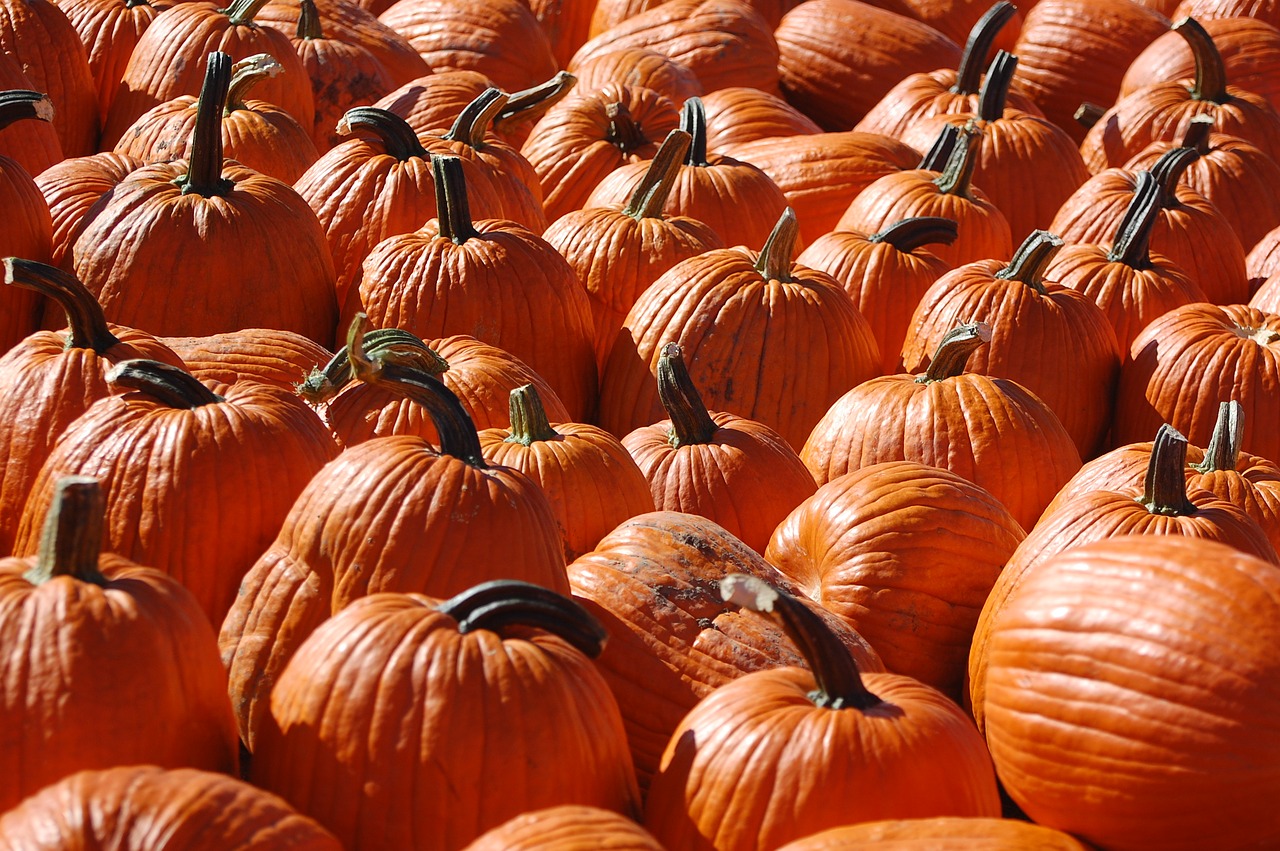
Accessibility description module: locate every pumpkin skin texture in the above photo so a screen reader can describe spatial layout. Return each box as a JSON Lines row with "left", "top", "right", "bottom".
{"left": 0, "top": 51, "right": 62, "bottom": 175}
{"left": 34, "top": 151, "right": 142, "bottom": 272}
{"left": 568, "top": 48, "right": 703, "bottom": 106}
{"left": 0, "top": 765, "right": 343, "bottom": 851}
{"left": 700, "top": 85, "right": 822, "bottom": 151}
{"left": 775, "top": 818, "right": 1092, "bottom": 850}
{"left": 250, "top": 585, "right": 641, "bottom": 851}
{"left": 0, "top": 92, "right": 53, "bottom": 355}
{"left": 160, "top": 327, "right": 334, "bottom": 393}
{"left": 462, "top": 805, "right": 665, "bottom": 851}
{"left": 979, "top": 536, "right": 1280, "bottom": 850}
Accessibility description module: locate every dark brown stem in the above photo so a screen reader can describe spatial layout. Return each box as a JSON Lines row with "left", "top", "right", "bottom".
{"left": 499, "top": 71, "right": 576, "bottom": 126}
{"left": 1191, "top": 400, "right": 1243, "bottom": 474}
{"left": 298, "top": 328, "right": 447, "bottom": 403}
{"left": 934, "top": 121, "right": 982, "bottom": 197}
{"left": 953, "top": 1, "right": 1017, "bottom": 95}
{"left": 917, "top": 322, "right": 991, "bottom": 383}
{"left": 337, "top": 107, "right": 430, "bottom": 161}
{"left": 754, "top": 208, "right": 799, "bottom": 282}
{"left": 868, "top": 217, "right": 959, "bottom": 252}
{"left": 995, "top": 230, "right": 1065, "bottom": 295}
{"left": 1149, "top": 145, "right": 1200, "bottom": 209}
{"left": 296, "top": 0, "right": 323, "bottom": 39}
{"left": 25, "top": 477, "right": 107, "bottom": 587}
{"left": 1141, "top": 424, "right": 1196, "bottom": 515}
{"left": 3, "top": 258, "right": 120, "bottom": 353}
{"left": 657, "top": 342, "right": 718, "bottom": 448}
{"left": 443, "top": 87, "right": 510, "bottom": 150}
{"left": 622, "top": 129, "right": 691, "bottom": 220}
{"left": 978, "top": 50, "right": 1017, "bottom": 122}
{"left": 605, "top": 100, "right": 646, "bottom": 152}
{"left": 721, "top": 574, "right": 880, "bottom": 710}
{"left": 1074, "top": 102, "right": 1106, "bottom": 130}
{"left": 226, "top": 54, "right": 280, "bottom": 113}
{"left": 679, "top": 97, "right": 710, "bottom": 167}
{"left": 1181, "top": 113, "right": 1215, "bottom": 154}
{"left": 1174, "top": 16, "right": 1229, "bottom": 104}
{"left": 506, "top": 384, "right": 560, "bottom": 445}
{"left": 919, "top": 122, "right": 961, "bottom": 172}
{"left": 223, "top": 0, "right": 273, "bottom": 26}
{"left": 1107, "top": 171, "right": 1161, "bottom": 269}
{"left": 106, "top": 360, "right": 224, "bottom": 407}
{"left": 0, "top": 89, "right": 53, "bottom": 131}
{"left": 177, "top": 51, "right": 233, "bottom": 197}
{"left": 433, "top": 155, "right": 478, "bottom": 244}
{"left": 438, "top": 579, "right": 607, "bottom": 658}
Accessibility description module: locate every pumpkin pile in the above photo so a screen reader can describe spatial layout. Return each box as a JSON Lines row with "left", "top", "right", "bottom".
{"left": 2, "top": 0, "right": 1280, "bottom": 847}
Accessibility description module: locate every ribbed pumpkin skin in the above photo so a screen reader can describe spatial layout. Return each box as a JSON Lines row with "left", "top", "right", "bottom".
{"left": 218, "top": 436, "right": 568, "bottom": 750}
{"left": 855, "top": 69, "right": 1042, "bottom": 141}
{"left": 0, "top": 555, "right": 239, "bottom": 814}
{"left": 0, "top": 52, "right": 63, "bottom": 175}
{"left": 462, "top": 805, "right": 664, "bottom": 851}
{"left": 160, "top": 328, "right": 334, "bottom": 393}
{"left": 0, "top": 766, "right": 343, "bottom": 851}
{"left": 776, "top": 817, "right": 1092, "bottom": 849}
{"left": 700, "top": 86, "right": 822, "bottom": 151}
{"left": 250, "top": 592, "right": 641, "bottom": 851}
{"left": 980, "top": 536, "right": 1280, "bottom": 850}
{"left": 598, "top": 249, "right": 881, "bottom": 452}
{"left": 766, "top": 461, "right": 1026, "bottom": 700}
{"left": 0, "top": 157, "right": 51, "bottom": 352}
{"left": 568, "top": 48, "right": 703, "bottom": 106}
{"left": 35, "top": 152, "right": 141, "bottom": 272}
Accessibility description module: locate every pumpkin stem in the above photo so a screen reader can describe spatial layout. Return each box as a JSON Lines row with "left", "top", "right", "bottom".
{"left": 1191, "top": 400, "right": 1244, "bottom": 474}
{"left": 433, "top": 154, "right": 479, "bottom": 244}
{"left": 438, "top": 579, "right": 607, "bottom": 658}
{"left": 1181, "top": 113, "right": 1215, "bottom": 154}
{"left": 679, "top": 97, "right": 710, "bottom": 168}
{"left": 917, "top": 322, "right": 991, "bottom": 384}
{"left": 1141, "top": 424, "right": 1196, "bottom": 515}
{"left": 918, "top": 122, "right": 960, "bottom": 171}
{"left": 346, "top": 314, "right": 487, "bottom": 467}
{"left": 1174, "top": 17, "right": 1229, "bottom": 104}
{"left": 298, "top": 327, "right": 448, "bottom": 403}
{"left": 506, "top": 383, "right": 560, "bottom": 445}
{"left": 622, "top": 129, "right": 692, "bottom": 220}
{"left": 0, "top": 89, "right": 53, "bottom": 131}
{"left": 337, "top": 107, "right": 430, "bottom": 161}
{"left": 177, "top": 51, "right": 233, "bottom": 197}
{"left": 106, "top": 360, "right": 224, "bottom": 407}
{"left": 443, "top": 87, "right": 510, "bottom": 150}
{"left": 721, "top": 574, "right": 881, "bottom": 710}
{"left": 868, "top": 217, "right": 959, "bottom": 253}
{"left": 953, "top": 1, "right": 1017, "bottom": 95}
{"left": 754, "top": 207, "right": 799, "bottom": 282}
{"left": 1150, "top": 145, "right": 1200, "bottom": 209}
{"left": 1074, "top": 102, "right": 1106, "bottom": 130}
{"left": 296, "top": 0, "right": 323, "bottom": 39}
{"left": 499, "top": 71, "right": 576, "bottom": 127}
{"left": 25, "top": 477, "right": 108, "bottom": 587}
{"left": 3, "top": 258, "right": 121, "bottom": 353}
{"left": 605, "top": 100, "right": 647, "bottom": 152}
{"left": 226, "top": 54, "right": 281, "bottom": 113}
{"left": 978, "top": 50, "right": 1017, "bottom": 122}
{"left": 1107, "top": 171, "right": 1161, "bottom": 269}
{"left": 657, "top": 342, "right": 718, "bottom": 448}
{"left": 934, "top": 121, "right": 982, "bottom": 197}
{"left": 223, "top": 0, "right": 273, "bottom": 26}
{"left": 995, "top": 229, "right": 1065, "bottom": 295}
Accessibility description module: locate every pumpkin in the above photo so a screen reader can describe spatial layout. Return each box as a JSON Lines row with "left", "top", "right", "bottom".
{"left": 160, "top": 327, "right": 334, "bottom": 393}
{"left": 0, "top": 90, "right": 53, "bottom": 354}
{"left": 775, "top": 817, "right": 1092, "bottom": 850}
{"left": 54, "top": 0, "right": 175, "bottom": 120}
{"left": 568, "top": 47, "right": 702, "bottom": 106}
{"left": 0, "top": 49, "right": 62, "bottom": 174}
{"left": 1248, "top": 223, "right": 1280, "bottom": 291}
{"left": 1172, "top": 0, "right": 1280, "bottom": 26}
{"left": 700, "top": 85, "right": 822, "bottom": 151}
{"left": 34, "top": 151, "right": 142, "bottom": 271}
{"left": 462, "top": 805, "right": 664, "bottom": 851}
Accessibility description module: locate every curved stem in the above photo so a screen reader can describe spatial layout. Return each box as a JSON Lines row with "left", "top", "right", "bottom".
{"left": 226, "top": 54, "right": 281, "bottom": 113}
{"left": 1150, "top": 145, "right": 1200, "bottom": 210}
{"left": 499, "top": 71, "right": 576, "bottom": 126}
{"left": 953, "top": 1, "right": 1017, "bottom": 95}
{"left": 623, "top": 129, "right": 691, "bottom": 220}
{"left": 754, "top": 208, "right": 799, "bottom": 282}
{"left": 177, "top": 51, "right": 233, "bottom": 197}
{"left": 3, "top": 259, "right": 120, "bottom": 353}
{"left": 679, "top": 96, "right": 710, "bottom": 168}
{"left": 1174, "top": 16, "right": 1229, "bottom": 103}
{"left": 919, "top": 122, "right": 960, "bottom": 172}
{"left": 443, "top": 87, "right": 510, "bottom": 150}
{"left": 24, "top": 477, "right": 107, "bottom": 587}
{"left": 657, "top": 343, "right": 718, "bottom": 448}
{"left": 337, "top": 107, "right": 430, "bottom": 161}
{"left": 438, "top": 579, "right": 607, "bottom": 658}
{"left": 868, "top": 217, "right": 958, "bottom": 252}
{"left": 721, "top": 574, "right": 880, "bottom": 710}
{"left": 1191, "top": 400, "right": 1243, "bottom": 474}
{"left": 433, "top": 155, "right": 478, "bottom": 244}
{"left": 917, "top": 322, "right": 991, "bottom": 384}
{"left": 605, "top": 100, "right": 647, "bottom": 152}
{"left": 1141, "top": 424, "right": 1196, "bottom": 515}
{"left": 0, "top": 89, "right": 53, "bottom": 131}
{"left": 978, "top": 50, "right": 1016, "bottom": 123}
{"left": 1181, "top": 113, "right": 1215, "bottom": 154}
{"left": 223, "top": 0, "right": 273, "bottom": 26}
{"left": 1107, "top": 171, "right": 1161, "bottom": 269}
{"left": 106, "top": 360, "right": 224, "bottom": 407}
{"left": 298, "top": 328, "right": 447, "bottom": 403}
{"left": 506, "top": 384, "right": 560, "bottom": 445}
{"left": 934, "top": 121, "right": 982, "bottom": 197}
{"left": 995, "top": 230, "right": 1065, "bottom": 295}
{"left": 296, "top": 0, "right": 323, "bottom": 39}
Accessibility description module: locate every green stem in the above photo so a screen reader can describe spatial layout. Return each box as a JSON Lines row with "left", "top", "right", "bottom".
{"left": 337, "top": 107, "right": 430, "bottom": 161}
{"left": 1141, "top": 424, "right": 1196, "bottom": 515}
{"left": 919, "top": 122, "right": 960, "bottom": 172}
{"left": 1107, "top": 171, "right": 1161, "bottom": 269}
{"left": 721, "top": 574, "right": 881, "bottom": 710}
{"left": 0, "top": 89, "right": 53, "bottom": 131}
{"left": 433, "top": 155, "right": 478, "bottom": 244}
{"left": 605, "top": 100, "right": 647, "bottom": 152}
{"left": 622, "top": 129, "right": 691, "bottom": 220}
{"left": 1174, "top": 16, "right": 1229, "bottom": 104}
{"left": 3, "top": 258, "right": 121, "bottom": 353}
{"left": 754, "top": 208, "right": 799, "bottom": 283}
{"left": 24, "top": 477, "right": 108, "bottom": 587}
{"left": 868, "top": 217, "right": 959, "bottom": 252}
{"left": 223, "top": 0, "right": 273, "bottom": 26}
{"left": 499, "top": 71, "right": 577, "bottom": 126}
{"left": 506, "top": 384, "right": 560, "bottom": 445}
{"left": 227, "top": 54, "right": 280, "bottom": 113}
{"left": 953, "top": 1, "right": 1017, "bottom": 95}
{"left": 1191, "top": 400, "right": 1243, "bottom": 474}
{"left": 917, "top": 322, "right": 991, "bottom": 384}
{"left": 995, "top": 230, "right": 1065, "bottom": 295}
{"left": 298, "top": 327, "right": 447, "bottom": 404}
{"left": 934, "top": 121, "right": 982, "bottom": 198}
{"left": 106, "top": 360, "right": 224, "bottom": 407}
{"left": 177, "top": 51, "right": 233, "bottom": 197}
{"left": 296, "top": 0, "right": 322, "bottom": 39}
{"left": 437, "top": 579, "right": 607, "bottom": 658}
{"left": 657, "top": 342, "right": 718, "bottom": 448}
{"left": 978, "top": 50, "right": 1016, "bottom": 122}
{"left": 443, "top": 87, "right": 510, "bottom": 150}
{"left": 679, "top": 96, "right": 709, "bottom": 167}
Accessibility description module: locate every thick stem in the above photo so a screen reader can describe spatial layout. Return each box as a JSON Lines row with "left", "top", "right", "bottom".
{"left": 296, "top": 0, "right": 323, "bottom": 39}
{"left": 438, "top": 579, "right": 607, "bottom": 658}
{"left": 1181, "top": 113, "right": 1215, "bottom": 154}
{"left": 223, "top": 0, "right": 273, "bottom": 26}
{"left": 1107, "top": 171, "right": 1162, "bottom": 269}
{"left": 995, "top": 230, "right": 1065, "bottom": 295}
{"left": 1174, "top": 16, "right": 1229, "bottom": 104}
{"left": 0, "top": 89, "right": 53, "bottom": 131}
{"left": 754, "top": 208, "right": 799, "bottom": 283}
{"left": 433, "top": 154, "right": 478, "bottom": 244}
{"left": 106, "top": 360, "right": 224, "bottom": 407}
{"left": 24, "top": 477, "right": 107, "bottom": 587}
{"left": 226, "top": 54, "right": 281, "bottom": 113}
{"left": 499, "top": 71, "right": 576, "bottom": 125}
{"left": 3, "top": 258, "right": 120, "bottom": 353}
{"left": 177, "top": 51, "right": 233, "bottom": 197}
{"left": 506, "top": 384, "right": 560, "bottom": 445}
{"left": 721, "top": 574, "right": 880, "bottom": 710}
{"left": 679, "top": 96, "right": 710, "bottom": 167}
{"left": 605, "top": 100, "right": 647, "bottom": 152}
{"left": 1074, "top": 102, "right": 1106, "bottom": 130}
{"left": 1192, "top": 400, "right": 1244, "bottom": 474}
{"left": 868, "top": 217, "right": 959, "bottom": 253}
{"left": 1150, "top": 145, "right": 1200, "bottom": 210}
{"left": 346, "top": 313, "right": 486, "bottom": 467}
{"left": 337, "top": 107, "right": 430, "bottom": 161}
{"left": 443, "top": 87, "right": 510, "bottom": 150}
{"left": 953, "top": 1, "right": 1017, "bottom": 95}
{"left": 978, "top": 50, "right": 1017, "bottom": 122}
{"left": 917, "top": 322, "right": 991, "bottom": 383}
{"left": 1141, "top": 424, "right": 1196, "bottom": 515}
{"left": 298, "top": 328, "right": 447, "bottom": 403}
{"left": 933, "top": 121, "right": 982, "bottom": 197}
{"left": 622, "top": 129, "right": 692, "bottom": 220}
{"left": 657, "top": 342, "right": 718, "bottom": 448}
{"left": 919, "top": 122, "right": 961, "bottom": 172}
